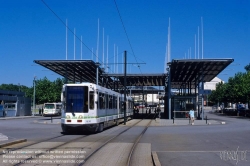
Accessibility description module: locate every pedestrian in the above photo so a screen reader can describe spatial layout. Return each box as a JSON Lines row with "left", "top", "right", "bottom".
{"left": 154, "top": 107, "right": 157, "bottom": 120}
{"left": 154, "top": 105, "right": 161, "bottom": 121}
{"left": 157, "top": 104, "right": 161, "bottom": 119}
{"left": 133, "top": 106, "right": 137, "bottom": 118}
{"left": 136, "top": 106, "right": 139, "bottom": 114}
{"left": 3, "top": 109, "right": 7, "bottom": 117}
{"left": 189, "top": 108, "right": 195, "bottom": 125}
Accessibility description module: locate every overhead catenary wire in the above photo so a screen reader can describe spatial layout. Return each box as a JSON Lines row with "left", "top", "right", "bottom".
{"left": 41, "top": 0, "right": 102, "bottom": 63}
{"left": 113, "top": 0, "right": 142, "bottom": 74}
{"left": 42, "top": 0, "right": 139, "bottom": 75}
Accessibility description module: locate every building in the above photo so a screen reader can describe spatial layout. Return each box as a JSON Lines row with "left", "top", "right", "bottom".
{"left": 204, "top": 77, "right": 224, "bottom": 90}
{"left": 0, "top": 90, "right": 31, "bottom": 117}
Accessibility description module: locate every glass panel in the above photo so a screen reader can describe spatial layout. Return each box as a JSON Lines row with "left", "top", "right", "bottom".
{"left": 105, "top": 94, "right": 108, "bottom": 109}
{"left": 89, "top": 91, "right": 94, "bottom": 110}
{"left": 44, "top": 104, "right": 55, "bottom": 109}
{"left": 113, "top": 96, "right": 117, "bottom": 109}
{"left": 66, "top": 86, "right": 88, "bottom": 113}
{"left": 56, "top": 104, "right": 62, "bottom": 109}
{"left": 109, "top": 95, "right": 113, "bottom": 109}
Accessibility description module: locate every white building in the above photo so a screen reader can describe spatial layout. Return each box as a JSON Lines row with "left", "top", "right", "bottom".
{"left": 204, "top": 77, "right": 224, "bottom": 90}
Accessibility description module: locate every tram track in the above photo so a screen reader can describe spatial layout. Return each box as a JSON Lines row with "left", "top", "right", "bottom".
{"left": 1, "top": 118, "right": 153, "bottom": 166}
{"left": 77, "top": 119, "right": 144, "bottom": 166}
{"left": 127, "top": 119, "right": 152, "bottom": 166}
{"left": 0, "top": 134, "right": 65, "bottom": 155}
{"left": 81, "top": 119, "right": 153, "bottom": 166}
{"left": 15, "top": 136, "right": 88, "bottom": 166}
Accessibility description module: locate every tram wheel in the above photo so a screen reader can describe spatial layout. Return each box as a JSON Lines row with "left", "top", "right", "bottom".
{"left": 97, "top": 123, "right": 104, "bottom": 133}
{"left": 61, "top": 124, "right": 70, "bottom": 134}
{"left": 115, "top": 120, "right": 119, "bottom": 126}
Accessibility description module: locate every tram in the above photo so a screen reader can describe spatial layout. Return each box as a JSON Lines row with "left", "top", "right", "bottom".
{"left": 61, "top": 82, "right": 134, "bottom": 133}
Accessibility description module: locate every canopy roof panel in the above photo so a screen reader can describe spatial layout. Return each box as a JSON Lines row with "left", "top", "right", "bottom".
{"left": 169, "top": 59, "right": 234, "bottom": 88}
{"left": 34, "top": 60, "right": 113, "bottom": 86}
{"left": 34, "top": 58, "right": 233, "bottom": 89}
{"left": 102, "top": 73, "right": 167, "bottom": 87}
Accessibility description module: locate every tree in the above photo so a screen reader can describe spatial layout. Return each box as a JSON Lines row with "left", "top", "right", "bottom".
{"left": 244, "top": 63, "right": 250, "bottom": 72}
{"left": 34, "top": 77, "right": 64, "bottom": 104}
{"left": 0, "top": 84, "right": 21, "bottom": 91}
{"left": 0, "top": 84, "right": 31, "bottom": 97}
{"left": 209, "top": 69, "right": 250, "bottom": 106}
{"left": 0, "top": 77, "right": 65, "bottom": 105}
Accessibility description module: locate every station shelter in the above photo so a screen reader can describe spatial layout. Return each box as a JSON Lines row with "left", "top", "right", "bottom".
{"left": 34, "top": 58, "right": 233, "bottom": 120}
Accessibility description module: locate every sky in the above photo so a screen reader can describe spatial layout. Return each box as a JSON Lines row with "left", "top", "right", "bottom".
{"left": 0, "top": 0, "right": 249, "bottom": 87}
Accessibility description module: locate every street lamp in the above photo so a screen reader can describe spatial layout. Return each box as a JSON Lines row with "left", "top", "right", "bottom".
{"left": 167, "top": 62, "right": 171, "bottom": 119}
{"left": 33, "top": 76, "right": 36, "bottom": 116}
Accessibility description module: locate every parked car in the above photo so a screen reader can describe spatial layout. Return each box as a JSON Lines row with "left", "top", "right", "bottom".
{"left": 238, "top": 107, "right": 246, "bottom": 116}
{"left": 223, "top": 107, "right": 237, "bottom": 115}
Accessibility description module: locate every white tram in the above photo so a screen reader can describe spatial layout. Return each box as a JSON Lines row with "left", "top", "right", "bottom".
{"left": 61, "top": 83, "right": 134, "bottom": 133}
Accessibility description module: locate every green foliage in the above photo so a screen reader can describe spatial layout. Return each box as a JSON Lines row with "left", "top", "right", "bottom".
{"left": 0, "top": 84, "right": 31, "bottom": 97}
{"left": 34, "top": 77, "right": 64, "bottom": 104}
{"left": 244, "top": 63, "right": 250, "bottom": 72}
{"left": 0, "top": 84, "right": 21, "bottom": 91}
{"left": 209, "top": 64, "right": 250, "bottom": 104}
{"left": 0, "top": 77, "right": 65, "bottom": 104}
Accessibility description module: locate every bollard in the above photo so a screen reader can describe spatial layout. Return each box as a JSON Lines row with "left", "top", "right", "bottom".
{"left": 173, "top": 117, "right": 174, "bottom": 124}
{"left": 206, "top": 116, "right": 207, "bottom": 124}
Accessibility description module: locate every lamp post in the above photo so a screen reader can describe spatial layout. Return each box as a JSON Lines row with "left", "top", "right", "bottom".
{"left": 33, "top": 76, "right": 36, "bottom": 116}
{"left": 167, "top": 62, "right": 171, "bottom": 119}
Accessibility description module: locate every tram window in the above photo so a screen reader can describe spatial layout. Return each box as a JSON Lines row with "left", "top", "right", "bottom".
{"left": 109, "top": 95, "right": 113, "bottom": 109}
{"left": 113, "top": 95, "right": 117, "bottom": 109}
{"left": 119, "top": 97, "right": 124, "bottom": 113}
{"left": 99, "top": 93, "right": 105, "bottom": 109}
{"left": 89, "top": 91, "right": 94, "bottom": 110}
{"left": 83, "top": 88, "right": 89, "bottom": 113}
{"left": 65, "top": 86, "right": 88, "bottom": 113}
{"left": 105, "top": 94, "right": 108, "bottom": 109}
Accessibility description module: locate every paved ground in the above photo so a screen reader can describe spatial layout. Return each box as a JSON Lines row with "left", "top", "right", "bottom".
{"left": 1, "top": 108, "right": 249, "bottom": 166}
{"left": 0, "top": 108, "right": 223, "bottom": 148}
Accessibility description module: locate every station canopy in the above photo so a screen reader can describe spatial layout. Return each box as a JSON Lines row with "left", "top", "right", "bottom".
{"left": 34, "top": 58, "right": 233, "bottom": 89}
{"left": 169, "top": 58, "right": 234, "bottom": 88}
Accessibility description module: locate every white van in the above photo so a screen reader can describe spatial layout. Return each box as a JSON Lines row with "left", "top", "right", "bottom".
{"left": 43, "top": 103, "right": 62, "bottom": 116}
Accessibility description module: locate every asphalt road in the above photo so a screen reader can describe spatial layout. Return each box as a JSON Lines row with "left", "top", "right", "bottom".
{"left": 143, "top": 112, "right": 250, "bottom": 166}
{"left": 0, "top": 112, "right": 250, "bottom": 166}
{"left": 0, "top": 117, "right": 63, "bottom": 142}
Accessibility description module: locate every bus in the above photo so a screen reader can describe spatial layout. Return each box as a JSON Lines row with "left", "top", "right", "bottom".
{"left": 61, "top": 82, "right": 134, "bottom": 133}
{"left": 43, "top": 103, "right": 62, "bottom": 116}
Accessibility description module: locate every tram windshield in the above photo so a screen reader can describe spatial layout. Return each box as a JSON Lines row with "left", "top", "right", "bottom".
{"left": 65, "top": 86, "right": 89, "bottom": 113}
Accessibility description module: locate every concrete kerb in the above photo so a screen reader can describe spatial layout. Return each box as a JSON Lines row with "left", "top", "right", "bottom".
{"left": 151, "top": 151, "right": 161, "bottom": 166}
{"left": 33, "top": 119, "right": 61, "bottom": 125}
{"left": 0, "top": 139, "right": 27, "bottom": 148}
{"left": 0, "top": 116, "right": 41, "bottom": 120}
{"left": 152, "top": 119, "right": 223, "bottom": 126}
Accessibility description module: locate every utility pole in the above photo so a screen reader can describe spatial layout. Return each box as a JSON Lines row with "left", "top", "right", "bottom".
{"left": 33, "top": 76, "right": 36, "bottom": 116}
{"left": 124, "top": 51, "right": 127, "bottom": 125}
